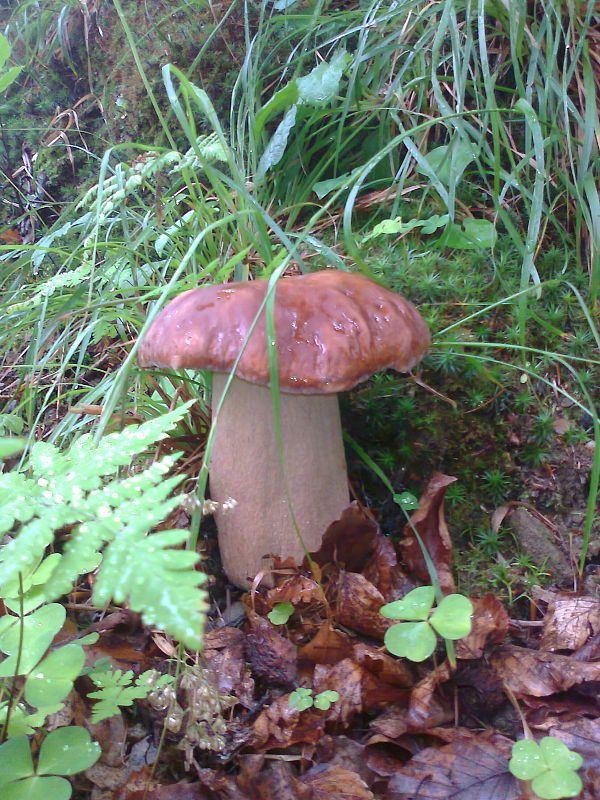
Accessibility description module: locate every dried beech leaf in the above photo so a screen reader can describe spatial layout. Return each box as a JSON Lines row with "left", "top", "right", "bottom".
{"left": 266, "top": 575, "right": 324, "bottom": 608}
{"left": 455, "top": 594, "right": 509, "bottom": 660}
{"left": 251, "top": 760, "right": 312, "bottom": 800}
{"left": 307, "top": 502, "right": 379, "bottom": 572}
{"left": 302, "top": 764, "right": 375, "bottom": 799}
{"left": 400, "top": 473, "right": 456, "bottom": 593}
{"left": 314, "top": 736, "right": 372, "bottom": 784}
{"left": 404, "top": 661, "right": 454, "bottom": 732}
{"left": 336, "top": 571, "right": 391, "bottom": 639}
{"left": 197, "top": 767, "right": 251, "bottom": 800}
{"left": 204, "top": 627, "right": 255, "bottom": 709}
{"left": 540, "top": 595, "right": 600, "bottom": 652}
{"left": 252, "top": 694, "right": 325, "bottom": 751}
{"left": 313, "top": 659, "right": 364, "bottom": 724}
{"left": 362, "top": 535, "right": 411, "bottom": 601}
{"left": 386, "top": 732, "right": 520, "bottom": 800}
{"left": 298, "top": 622, "right": 354, "bottom": 665}
{"left": 113, "top": 768, "right": 209, "bottom": 800}
{"left": 352, "top": 642, "right": 413, "bottom": 688}
{"left": 245, "top": 610, "right": 298, "bottom": 687}
{"left": 491, "top": 644, "right": 600, "bottom": 696}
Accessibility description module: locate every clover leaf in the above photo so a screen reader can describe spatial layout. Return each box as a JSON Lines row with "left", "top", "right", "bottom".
{"left": 313, "top": 690, "right": 339, "bottom": 710}
{"left": 380, "top": 587, "right": 473, "bottom": 662}
{"left": 509, "top": 737, "right": 583, "bottom": 799}
{"left": 288, "top": 688, "right": 339, "bottom": 712}
{"left": 288, "top": 687, "right": 314, "bottom": 711}
{"left": 267, "top": 601, "right": 294, "bottom": 625}
{"left": 0, "top": 727, "right": 100, "bottom": 800}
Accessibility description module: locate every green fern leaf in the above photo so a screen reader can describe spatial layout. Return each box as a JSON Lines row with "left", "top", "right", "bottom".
{"left": 0, "top": 402, "right": 207, "bottom": 649}
{"left": 93, "top": 526, "right": 206, "bottom": 648}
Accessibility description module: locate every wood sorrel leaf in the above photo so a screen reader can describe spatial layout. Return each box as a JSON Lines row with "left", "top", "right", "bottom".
{"left": 0, "top": 604, "right": 66, "bottom": 677}
{"left": 0, "top": 735, "right": 34, "bottom": 785}
{"left": 509, "top": 739, "right": 546, "bottom": 780}
{"left": 430, "top": 594, "right": 473, "bottom": 640}
{"left": 25, "top": 644, "right": 85, "bottom": 707}
{"left": 380, "top": 586, "right": 435, "bottom": 621}
{"left": 1, "top": 775, "right": 71, "bottom": 800}
{"left": 539, "top": 736, "right": 583, "bottom": 770}
{"left": 532, "top": 768, "right": 583, "bottom": 800}
{"left": 384, "top": 621, "right": 437, "bottom": 662}
{"left": 37, "top": 727, "right": 100, "bottom": 776}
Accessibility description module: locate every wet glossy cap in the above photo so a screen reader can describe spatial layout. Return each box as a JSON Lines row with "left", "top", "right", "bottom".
{"left": 138, "top": 270, "right": 430, "bottom": 394}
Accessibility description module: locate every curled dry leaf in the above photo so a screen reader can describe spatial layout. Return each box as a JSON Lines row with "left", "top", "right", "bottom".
{"left": 540, "top": 594, "right": 600, "bottom": 652}
{"left": 249, "top": 760, "right": 312, "bottom": 800}
{"left": 313, "top": 658, "right": 364, "bottom": 724}
{"left": 455, "top": 594, "right": 509, "bottom": 660}
{"left": 196, "top": 767, "right": 250, "bottom": 800}
{"left": 362, "top": 534, "right": 412, "bottom": 602}
{"left": 455, "top": 661, "right": 508, "bottom": 724}
{"left": 251, "top": 693, "right": 326, "bottom": 751}
{"left": 336, "top": 571, "right": 391, "bottom": 639}
{"left": 306, "top": 502, "right": 379, "bottom": 573}
{"left": 490, "top": 644, "right": 600, "bottom": 696}
{"left": 400, "top": 473, "right": 456, "bottom": 594}
{"left": 204, "top": 626, "right": 255, "bottom": 709}
{"left": 245, "top": 610, "right": 298, "bottom": 687}
{"left": 113, "top": 767, "right": 211, "bottom": 800}
{"left": 368, "top": 663, "right": 452, "bottom": 742}
{"left": 298, "top": 621, "right": 354, "bottom": 665}
{"left": 266, "top": 574, "right": 324, "bottom": 608}
{"left": 302, "top": 764, "right": 375, "bottom": 800}
{"left": 352, "top": 642, "right": 414, "bottom": 689}
{"left": 386, "top": 731, "right": 520, "bottom": 800}
{"left": 313, "top": 735, "right": 373, "bottom": 785}
{"left": 405, "top": 661, "right": 454, "bottom": 732}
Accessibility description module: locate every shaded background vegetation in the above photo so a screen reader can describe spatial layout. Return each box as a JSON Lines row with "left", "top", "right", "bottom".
{"left": 0, "top": 0, "right": 598, "bottom": 601}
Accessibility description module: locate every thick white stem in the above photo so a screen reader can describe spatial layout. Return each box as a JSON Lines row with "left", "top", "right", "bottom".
{"left": 209, "top": 375, "right": 350, "bottom": 588}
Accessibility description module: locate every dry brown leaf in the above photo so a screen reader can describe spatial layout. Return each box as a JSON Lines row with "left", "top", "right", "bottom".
{"left": 298, "top": 621, "right": 354, "bottom": 665}
{"left": 405, "top": 661, "right": 454, "bottom": 732}
{"left": 368, "top": 664, "right": 452, "bottom": 741}
{"left": 455, "top": 594, "right": 509, "bottom": 659}
{"left": 307, "top": 502, "right": 379, "bottom": 572}
{"left": 302, "top": 764, "right": 375, "bottom": 799}
{"left": 352, "top": 642, "right": 414, "bottom": 689}
{"left": 86, "top": 762, "right": 131, "bottom": 795}
{"left": 491, "top": 643, "right": 600, "bottom": 696}
{"left": 552, "top": 417, "right": 571, "bottom": 435}
{"left": 251, "top": 694, "right": 326, "bottom": 751}
{"left": 115, "top": 776, "right": 209, "bottom": 800}
{"left": 336, "top": 571, "right": 391, "bottom": 639}
{"left": 196, "top": 767, "right": 252, "bottom": 800}
{"left": 455, "top": 661, "right": 508, "bottom": 724}
{"left": 313, "top": 735, "right": 372, "bottom": 784}
{"left": 362, "top": 534, "right": 411, "bottom": 602}
{"left": 245, "top": 610, "right": 298, "bottom": 687}
{"left": 400, "top": 473, "right": 456, "bottom": 593}
{"left": 366, "top": 745, "right": 409, "bottom": 780}
{"left": 313, "top": 658, "right": 364, "bottom": 724}
{"left": 250, "top": 761, "right": 312, "bottom": 800}
{"left": 204, "top": 627, "right": 255, "bottom": 709}
{"left": 540, "top": 594, "right": 600, "bottom": 651}
{"left": 385, "top": 731, "right": 520, "bottom": 800}
{"left": 266, "top": 575, "right": 324, "bottom": 607}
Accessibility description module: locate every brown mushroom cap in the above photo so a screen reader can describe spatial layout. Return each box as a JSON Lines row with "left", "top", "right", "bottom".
{"left": 138, "top": 270, "right": 430, "bottom": 394}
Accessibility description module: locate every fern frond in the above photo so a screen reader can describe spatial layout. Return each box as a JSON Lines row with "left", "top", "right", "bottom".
{"left": 0, "top": 401, "right": 207, "bottom": 649}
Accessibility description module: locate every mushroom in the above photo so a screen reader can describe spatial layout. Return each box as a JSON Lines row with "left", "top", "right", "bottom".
{"left": 138, "top": 270, "right": 430, "bottom": 588}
